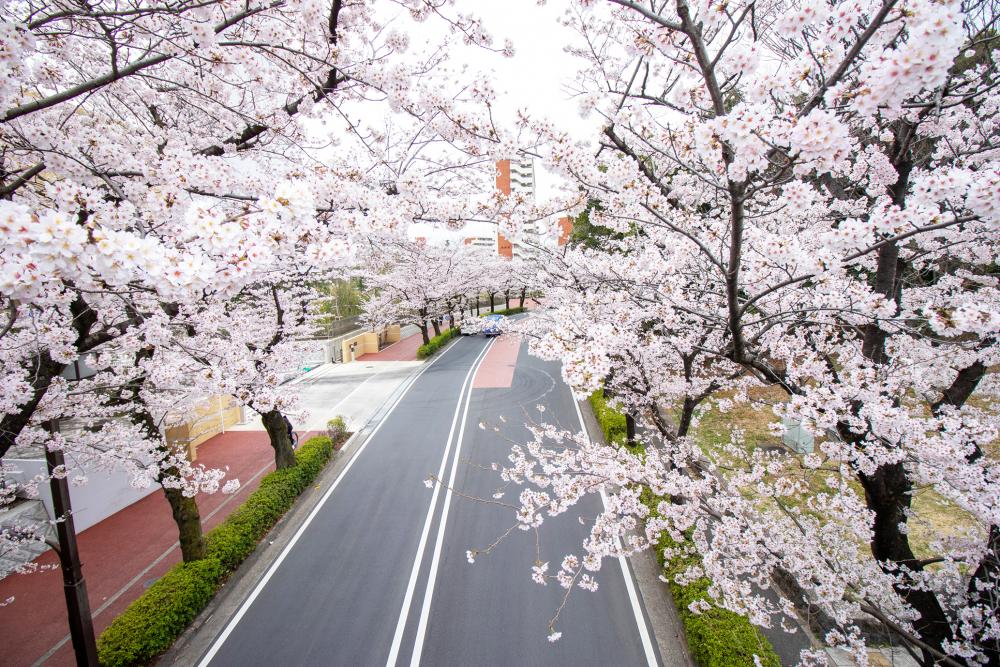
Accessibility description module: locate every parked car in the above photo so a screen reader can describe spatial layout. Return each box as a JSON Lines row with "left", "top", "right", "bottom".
{"left": 481, "top": 313, "right": 506, "bottom": 336}
{"left": 459, "top": 317, "right": 481, "bottom": 335}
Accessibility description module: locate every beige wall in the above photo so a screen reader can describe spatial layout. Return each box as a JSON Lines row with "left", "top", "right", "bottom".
{"left": 341, "top": 325, "right": 401, "bottom": 361}
{"left": 166, "top": 395, "right": 242, "bottom": 461}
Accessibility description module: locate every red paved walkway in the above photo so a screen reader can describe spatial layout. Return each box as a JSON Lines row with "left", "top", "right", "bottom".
{"left": 357, "top": 330, "right": 426, "bottom": 362}
{"left": 473, "top": 334, "right": 521, "bottom": 389}
{"left": 0, "top": 429, "right": 315, "bottom": 666}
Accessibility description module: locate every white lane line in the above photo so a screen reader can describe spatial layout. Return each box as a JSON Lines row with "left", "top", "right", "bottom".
{"left": 406, "top": 338, "right": 487, "bottom": 667}
{"left": 385, "top": 338, "right": 494, "bottom": 667}
{"left": 196, "top": 339, "right": 466, "bottom": 667}
{"left": 571, "top": 396, "right": 660, "bottom": 667}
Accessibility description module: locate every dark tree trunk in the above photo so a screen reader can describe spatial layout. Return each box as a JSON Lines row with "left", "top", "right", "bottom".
{"left": 261, "top": 409, "right": 296, "bottom": 470}
{"left": 848, "top": 129, "right": 954, "bottom": 664}
{"left": 163, "top": 483, "right": 206, "bottom": 561}
{"left": 418, "top": 307, "right": 430, "bottom": 343}
{"left": 489, "top": 294, "right": 496, "bottom": 313}
{"left": 132, "top": 394, "right": 207, "bottom": 563}
{"left": 476, "top": 297, "right": 481, "bottom": 316}
{"left": 625, "top": 414, "right": 636, "bottom": 447}
{"left": 504, "top": 290, "right": 510, "bottom": 310}
{"left": 519, "top": 287, "right": 526, "bottom": 308}
{"left": 431, "top": 318, "right": 441, "bottom": 337}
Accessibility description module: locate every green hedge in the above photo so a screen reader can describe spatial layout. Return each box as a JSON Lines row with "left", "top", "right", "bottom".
{"left": 97, "top": 436, "right": 336, "bottom": 666}
{"left": 588, "top": 389, "right": 628, "bottom": 446}
{"left": 416, "top": 327, "right": 458, "bottom": 359}
{"left": 642, "top": 491, "right": 781, "bottom": 667}
{"left": 589, "top": 394, "right": 779, "bottom": 667}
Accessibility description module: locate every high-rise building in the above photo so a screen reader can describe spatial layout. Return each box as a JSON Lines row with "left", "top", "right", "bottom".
{"left": 496, "top": 159, "right": 546, "bottom": 259}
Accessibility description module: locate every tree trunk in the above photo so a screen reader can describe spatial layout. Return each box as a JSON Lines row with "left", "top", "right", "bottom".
{"left": 519, "top": 287, "right": 526, "bottom": 308}
{"left": 489, "top": 294, "right": 496, "bottom": 313}
{"left": 418, "top": 307, "right": 430, "bottom": 343}
{"left": 163, "top": 483, "right": 206, "bottom": 561}
{"left": 476, "top": 296, "right": 481, "bottom": 316}
{"left": 505, "top": 289, "right": 510, "bottom": 310}
{"left": 431, "top": 318, "right": 441, "bottom": 337}
{"left": 261, "top": 409, "right": 296, "bottom": 469}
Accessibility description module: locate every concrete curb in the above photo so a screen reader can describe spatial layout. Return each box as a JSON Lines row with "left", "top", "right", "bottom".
{"left": 575, "top": 397, "right": 696, "bottom": 667}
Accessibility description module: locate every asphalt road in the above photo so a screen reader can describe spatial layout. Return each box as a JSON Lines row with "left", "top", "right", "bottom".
{"left": 197, "top": 334, "right": 661, "bottom": 667}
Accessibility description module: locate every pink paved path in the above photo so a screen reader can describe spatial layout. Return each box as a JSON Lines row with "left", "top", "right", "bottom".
{"left": 1, "top": 429, "right": 317, "bottom": 667}
{"left": 357, "top": 330, "right": 425, "bottom": 362}
{"left": 474, "top": 335, "right": 521, "bottom": 389}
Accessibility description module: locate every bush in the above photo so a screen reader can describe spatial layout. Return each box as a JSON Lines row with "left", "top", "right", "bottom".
{"left": 416, "top": 327, "right": 457, "bottom": 359}
{"left": 643, "top": 491, "right": 781, "bottom": 667}
{"left": 326, "top": 415, "right": 347, "bottom": 442}
{"left": 206, "top": 436, "right": 333, "bottom": 570}
{"left": 97, "top": 436, "right": 335, "bottom": 666}
{"left": 97, "top": 558, "right": 223, "bottom": 667}
{"left": 588, "top": 389, "right": 628, "bottom": 446}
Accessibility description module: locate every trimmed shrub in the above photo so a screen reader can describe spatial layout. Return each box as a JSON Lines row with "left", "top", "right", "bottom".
{"left": 591, "top": 396, "right": 780, "bottom": 667}
{"left": 588, "top": 389, "right": 628, "bottom": 446}
{"left": 206, "top": 436, "right": 333, "bottom": 570}
{"left": 326, "top": 416, "right": 347, "bottom": 442}
{"left": 97, "top": 558, "right": 223, "bottom": 667}
{"left": 643, "top": 491, "right": 781, "bottom": 667}
{"left": 97, "top": 436, "right": 335, "bottom": 666}
{"left": 416, "top": 327, "right": 457, "bottom": 359}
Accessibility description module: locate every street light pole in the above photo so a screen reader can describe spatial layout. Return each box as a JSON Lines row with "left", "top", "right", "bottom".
{"left": 44, "top": 421, "right": 99, "bottom": 666}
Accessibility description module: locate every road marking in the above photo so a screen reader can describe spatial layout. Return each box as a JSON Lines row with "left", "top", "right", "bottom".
{"left": 406, "top": 337, "right": 488, "bottom": 667}
{"left": 196, "top": 338, "right": 467, "bottom": 667}
{"left": 385, "top": 338, "right": 494, "bottom": 667}
{"left": 571, "top": 396, "right": 660, "bottom": 667}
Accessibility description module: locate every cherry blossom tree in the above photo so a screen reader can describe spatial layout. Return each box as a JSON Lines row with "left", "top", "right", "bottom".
{"left": 0, "top": 0, "right": 506, "bottom": 579}
{"left": 492, "top": 0, "right": 1000, "bottom": 664}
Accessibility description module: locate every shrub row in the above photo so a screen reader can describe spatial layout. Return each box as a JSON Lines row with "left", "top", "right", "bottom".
{"left": 416, "top": 327, "right": 457, "bottom": 359}
{"left": 588, "top": 393, "right": 780, "bottom": 667}
{"left": 642, "top": 490, "right": 781, "bottom": 667}
{"left": 97, "top": 435, "right": 337, "bottom": 666}
{"left": 588, "top": 389, "right": 628, "bottom": 446}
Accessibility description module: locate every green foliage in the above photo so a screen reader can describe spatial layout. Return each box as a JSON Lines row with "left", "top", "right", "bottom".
{"left": 568, "top": 201, "right": 628, "bottom": 250}
{"left": 416, "top": 327, "right": 457, "bottom": 359}
{"left": 97, "top": 436, "right": 335, "bottom": 666}
{"left": 326, "top": 415, "right": 347, "bottom": 441}
{"left": 97, "top": 559, "right": 223, "bottom": 667}
{"left": 588, "top": 389, "right": 628, "bottom": 446}
{"left": 642, "top": 491, "right": 781, "bottom": 667}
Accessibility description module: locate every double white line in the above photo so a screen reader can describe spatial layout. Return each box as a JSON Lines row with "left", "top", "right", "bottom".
{"left": 385, "top": 338, "right": 495, "bottom": 667}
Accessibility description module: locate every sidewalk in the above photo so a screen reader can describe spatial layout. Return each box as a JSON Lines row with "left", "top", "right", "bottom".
{"left": 0, "top": 430, "right": 294, "bottom": 667}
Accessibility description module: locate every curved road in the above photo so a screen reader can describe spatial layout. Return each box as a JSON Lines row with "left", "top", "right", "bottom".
{"left": 196, "top": 334, "right": 661, "bottom": 667}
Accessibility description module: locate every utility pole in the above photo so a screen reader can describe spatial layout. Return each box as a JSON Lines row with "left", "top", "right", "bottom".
{"left": 44, "top": 421, "right": 99, "bottom": 666}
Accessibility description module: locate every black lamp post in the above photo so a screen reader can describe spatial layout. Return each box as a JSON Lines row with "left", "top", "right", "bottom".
{"left": 44, "top": 421, "right": 99, "bottom": 666}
